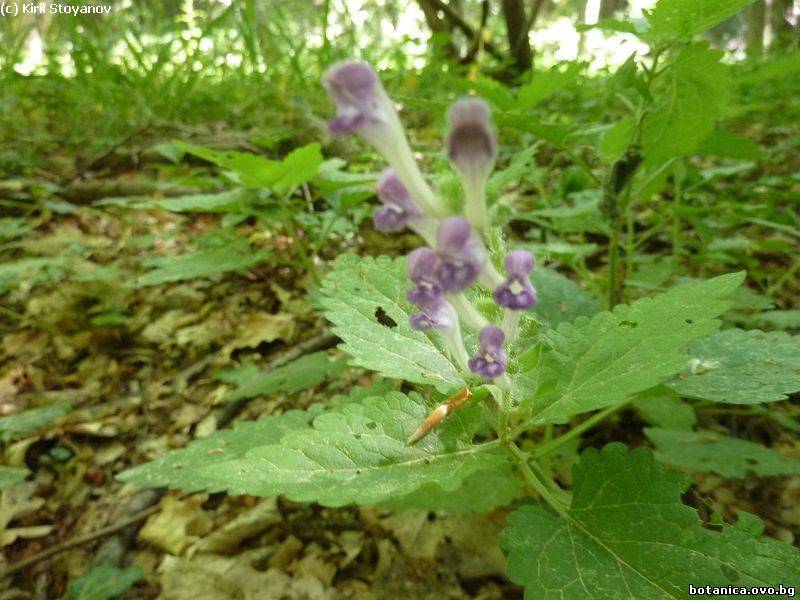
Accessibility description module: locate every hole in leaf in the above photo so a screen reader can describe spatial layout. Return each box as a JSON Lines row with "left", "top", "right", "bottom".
{"left": 685, "top": 318, "right": 694, "bottom": 325}
{"left": 365, "top": 422, "right": 377, "bottom": 430}
{"left": 375, "top": 306, "right": 397, "bottom": 328}
{"left": 354, "top": 433, "right": 362, "bottom": 440}
{"left": 619, "top": 320, "right": 638, "bottom": 329}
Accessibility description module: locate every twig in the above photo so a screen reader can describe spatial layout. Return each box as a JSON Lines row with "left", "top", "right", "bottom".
{"left": 0, "top": 503, "right": 162, "bottom": 579}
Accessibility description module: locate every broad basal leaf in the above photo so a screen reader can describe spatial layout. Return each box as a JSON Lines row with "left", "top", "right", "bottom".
{"left": 646, "top": 0, "right": 757, "bottom": 40}
{"left": 503, "top": 443, "right": 800, "bottom": 599}
{"left": 525, "top": 272, "right": 743, "bottom": 424}
{"left": 217, "top": 352, "right": 347, "bottom": 402}
{"left": 632, "top": 387, "right": 697, "bottom": 430}
{"left": 646, "top": 428, "right": 800, "bottom": 478}
{"left": 667, "top": 329, "right": 800, "bottom": 404}
{"left": 378, "top": 464, "right": 523, "bottom": 514}
{"left": 319, "top": 254, "right": 463, "bottom": 389}
{"left": 189, "top": 391, "right": 509, "bottom": 506}
{"left": 117, "top": 409, "right": 319, "bottom": 492}
{"left": 641, "top": 43, "right": 731, "bottom": 164}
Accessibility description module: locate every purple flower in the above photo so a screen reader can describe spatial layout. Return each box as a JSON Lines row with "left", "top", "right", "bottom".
{"left": 409, "top": 296, "right": 455, "bottom": 332}
{"left": 493, "top": 250, "right": 537, "bottom": 310}
{"left": 468, "top": 325, "right": 507, "bottom": 379}
{"left": 446, "top": 98, "right": 497, "bottom": 180}
{"left": 406, "top": 248, "right": 443, "bottom": 306}
{"left": 435, "top": 217, "right": 485, "bottom": 293}
{"left": 322, "top": 61, "right": 384, "bottom": 135}
{"left": 373, "top": 169, "right": 422, "bottom": 232}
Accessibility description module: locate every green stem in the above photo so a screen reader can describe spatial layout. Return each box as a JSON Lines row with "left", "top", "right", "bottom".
{"left": 507, "top": 441, "right": 569, "bottom": 516}
{"left": 532, "top": 402, "right": 628, "bottom": 460}
{"left": 672, "top": 164, "right": 683, "bottom": 264}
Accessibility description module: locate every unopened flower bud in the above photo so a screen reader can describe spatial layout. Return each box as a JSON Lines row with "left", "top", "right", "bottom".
{"left": 493, "top": 250, "right": 537, "bottom": 310}
{"left": 468, "top": 325, "right": 507, "bottom": 379}
{"left": 446, "top": 98, "right": 497, "bottom": 179}
{"left": 446, "top": 98, "right": 497, "bottom": 232}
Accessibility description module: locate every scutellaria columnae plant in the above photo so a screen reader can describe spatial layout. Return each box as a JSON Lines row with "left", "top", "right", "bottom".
{"left": 119, "top": 58, "right": 800, "bottom": 600}
{"left": 324, "top": 60, "right": 537, "bottom": 395}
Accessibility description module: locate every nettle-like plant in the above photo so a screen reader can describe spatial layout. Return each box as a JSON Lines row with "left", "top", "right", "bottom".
{"left": 118, "top": 13, "right": 800, "bottom": 599}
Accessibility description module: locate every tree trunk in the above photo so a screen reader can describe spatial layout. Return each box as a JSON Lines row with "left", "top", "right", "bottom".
{"left": 746, "top": 0, "right": 766, "bottom": 56}
{"left": 417, "top": 0, "right": 458, "bottom": 59}
{"left": 769, "top": 0, "right": 798, "bottom": 49}
{"left": 501, "top": 0, "right": 533, "bottom": 75}
{"left": 599, "top": 0, "right": 627, "bottom": 19}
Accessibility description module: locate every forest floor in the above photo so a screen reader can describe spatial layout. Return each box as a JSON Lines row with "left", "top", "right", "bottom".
{"left": 1, "top": 106, "right": 799, "bottom": 599}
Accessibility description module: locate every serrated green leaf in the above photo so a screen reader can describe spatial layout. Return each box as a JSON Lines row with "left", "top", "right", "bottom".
{"left": 191, "top": 391, "right": 509, "bottom": 506}
{"left": 319, "top": 254, "right": 463, "bottom": 390}
{"left": 641, "top": 43, "right": 731, "bottom": 164}
{"left": 646, "top": 0, "right": 757, "bottom": 40}
{"left": 378, "top": 464, "right": 523, "bottom": 514}
{"left": 632, "top": 387, "right": 697, "bottom": 430}
{"left": 0, "top": 404, "right": 71, "bottom": 441}
{"left": 600, "top": 117, "right": 635, "bottom": 164}
{"left": 494, "top": 113, "right": 576, "bottom": 146}
{"left": 271, "top": 142, "right": 324, "bottom": 196}
{"left": 174, "top": 141, "right": 321, "bottom": 194}
{"left": 667, "top": 329, "right": 800, "bottom": 404}
{"left": 218, "top": 352, "right": 347, "bottom": 402}
{"left": 698, "top": 129, "right": 764, "bottom": 161}
{"left": 646, "top": 428, "right": 800, "bottom": 478}
{"left": 528, "top": 266, "right": 601, "bottom": 328}
{"left": 117, "top": 408, "right": 320, "bottom": 492}
{"left": 136, "top": 238, "right": 268, "bottom": 286}
{"left": 526, "top": 272, "right": 744, "bottom": 424}
{"left": 0, "top": 466, "right": 29, "bottom": 490}
{"left": 516, "top": 64, "right": 579, "bottom": 109}
{"left": 502, "top": 443, "right": 800, "bottom": 598}
{"left": 67, "top": 564, "right": 142, "bottom": 600}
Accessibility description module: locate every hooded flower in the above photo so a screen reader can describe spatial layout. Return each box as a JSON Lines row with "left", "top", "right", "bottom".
{"left": 446, "top": 98, "right": 497, "bottom": 179}
{"left": 373, "top": 169, "right": 423, "bottom": 232}
{"left": 406, "top": 247, "right": 443, "bottom": 306}
{"left": 493, "top": 250, "right": 537, "bottom": 310}
{"left": 468, "top": 325, "right": 507, "bottom": 379}
{"left": 409, "top": 296, "right": 455, "bottom": 332}
{"left": 322, "top": 61, "right": 446, "bottom": 217}
{"left": 323, "top": 61, "right": 387, "bottom": 135}
{"left": 434, "top": 217, "right": 485, "bottom": 293}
